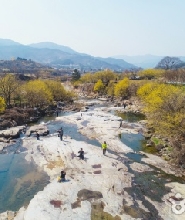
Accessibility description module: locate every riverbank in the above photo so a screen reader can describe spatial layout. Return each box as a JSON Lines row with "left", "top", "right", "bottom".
{"left": 1, "top": 104, "right": 185, "bottom": 220}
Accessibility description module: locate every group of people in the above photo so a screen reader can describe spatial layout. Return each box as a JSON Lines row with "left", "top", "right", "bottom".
{"left": 58, "top": 148, "right": 84, "bottom": 182}
{"left": 58, "top": 141, "right": 107, "bottom": 183}
{"left": 57, "top": 126, "right": 107, "bottom": 156}
{"left": 75, "top": 142, "right": 107, "bottom": 160}
{"left": 34, "top": 126, "right": 107, "bottom": 183}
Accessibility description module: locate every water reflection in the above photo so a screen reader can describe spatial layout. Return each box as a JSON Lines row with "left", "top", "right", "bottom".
{"left": 116, "top": 111, "right": 145, "bottom": 122}
{"left": 119, "top": 133, "right": 145, "bottom": 152}
{"left": 120, "top": 133, "right": 158, "bottom": 155}
{"left": 0, "top": 153, "right": 49, "bottom": 212}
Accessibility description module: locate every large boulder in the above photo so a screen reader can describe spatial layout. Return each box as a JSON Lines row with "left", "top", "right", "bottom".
{"left": 0, "top": 126, "right": 26, "bottom": 139}
{"left": 26, "top": 124, "right": 49, "bottom": 136}
{"left": 0, "top": 137, "right": 10, "bottom": 143}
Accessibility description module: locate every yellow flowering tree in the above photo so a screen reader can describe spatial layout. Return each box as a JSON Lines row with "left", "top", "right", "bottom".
{"left": 137, "top": 82, "right": 185, "bottom": 136}
{"left": 106, "top": 81, "right": 115, "bottom": 96}
{"left": 137, "top": 82, "right": 185, "bottom": 164}
{"left": 94, "top": 79, "right": 104, "bottom": 94}
{"left": 114, "top": 77, "right": 129, "bottom": 98}
{"left": 138, "top": 69, "right": 165, "bottom": 79}
{"left": 23, "top": 80, "right": 53, "bottom": 107}
{"left": 44, "top": 80, "right": 67, "bottom": 101}
{"left": 94, "top": 70, "right": 116, "bottom": 84}
{"left": 0, "top": 97, "right": 5, "bottom": 113}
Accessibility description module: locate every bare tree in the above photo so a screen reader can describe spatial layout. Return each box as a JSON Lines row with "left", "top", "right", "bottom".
{"left": 156, "top": 56, "right": 184, "bottom": 70}
{"left": 164, "top": 69, "right": 185, "bottom": 83}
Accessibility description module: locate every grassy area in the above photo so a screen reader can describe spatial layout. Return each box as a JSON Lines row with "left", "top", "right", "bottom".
{"left": 151, "top": 137, "right": 164, "bottom": 145}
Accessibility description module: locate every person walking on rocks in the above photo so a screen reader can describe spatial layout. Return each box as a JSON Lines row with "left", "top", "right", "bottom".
{"left": 102, "top": 141, "right": 107, "bottom": 155}
{"left": 60, "top": 128, "right": 63, "bottom": 140}
{"left": 57, "top": 127, "right": 63, "bottom": 141}
{"left": 36, "top": 132, "right": 40, "bottom": 140}
{"left": 56, "top": 109, "right": 59, "bottom": 117}
{"left": 77, "top": 148, "right": 84, "bottom": 160}
{"left": 60, "top": 170, "right": 66, "bottom": 182}
{"left": 119, "top": 120, "right": 123, "bottom": 128}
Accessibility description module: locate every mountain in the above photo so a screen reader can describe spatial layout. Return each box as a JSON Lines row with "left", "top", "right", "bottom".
{"left": 180, "top": 56, "right": 185, "bottom": 62}
{"left": 112, "top": 54, "right": 164, "bottom": 69}
{"left": 0, "top": 39, "right": 136, "bottom": 71}
{"left": 0, "top": 39, "right": 21, "bottom": 46}
{"left": 29, "top": 42, "right": 78, "bottom": 54}
{"left": 50, "top": 54, "right": 136, "bottom": 71}
{"left": 97, "top": 57, "right": 137, "bottom": 69}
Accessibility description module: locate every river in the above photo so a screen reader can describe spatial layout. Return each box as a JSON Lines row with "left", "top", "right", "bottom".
{"left": 0, "top": 105, "right": 184, "bottom": 215}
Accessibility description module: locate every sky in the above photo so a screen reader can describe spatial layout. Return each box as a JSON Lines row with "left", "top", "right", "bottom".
{"left": 0, "top": 0, "right": 185, "bottom": 57}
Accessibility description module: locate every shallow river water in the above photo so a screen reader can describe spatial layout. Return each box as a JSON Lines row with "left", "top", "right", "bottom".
{"left": 0, "top": 152, "right": 49, "bottom": 212}
{"left": 0, "top": 107, "right": 184, "bottom": 214}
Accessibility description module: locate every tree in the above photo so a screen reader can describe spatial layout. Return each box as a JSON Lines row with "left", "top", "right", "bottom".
{"left": 23, "top": 80, "right": 53, "bottom": 107}
{"left": 106, "top": 80, "right": 115, "bottom": 96}
{"left": 44, "top": 80, "right": 67, "bottom": 101}
{"left": 80, "top": 73, "right": 96, "bottom": 83}
{"left": 114, "top": 77, "right": 129, "bottom": 98}
{"left": 163, "top": 69, "right": 185, "bottom": 83}
{"left": 80, "top": 71, "right": 117, "bottom": 84}
{"left": 137, "top": 82, "right": 185, "bottom": 136}
{"left": 128, "top": 82, "right": 140, "bottom": 97}
{"left": 94, "top": 79, "right": 104, "bottom": 94}
{"left": 65, "top": 90, "right": 77, "bottom": 101}
{"left": 0, "top": 74, "right": 20, "bottom": 106}
{"left": 137, "top": 82, "right": 185, "bottom": 164}
{"left": 156, "top": 56, "right": 184, "bottom": 70}
{"left": 72, "top": 69, "right": 81, "bottom": 81}
{"left": 94, "top": 70, "right": 116, "bottom": 84}
{"left": 138, "top": 69, "right": 165, "bottom": 80}
{"left": 12, "top": 81, "right": 25, "bottom": 106}
{"left": 137, "top": 82, "right": 158, "bottom": 106}
{"left": 0, "top": 97, "right": 5, "bottom": 113}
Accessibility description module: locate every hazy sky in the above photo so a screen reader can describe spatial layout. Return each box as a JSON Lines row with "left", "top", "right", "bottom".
{"left": 0, "top": 0, "right": 185, "bottom": 57}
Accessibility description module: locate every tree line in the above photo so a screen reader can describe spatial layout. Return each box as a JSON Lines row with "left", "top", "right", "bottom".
{"left": 0, "top": 74, "right": 75, "bottom": 113}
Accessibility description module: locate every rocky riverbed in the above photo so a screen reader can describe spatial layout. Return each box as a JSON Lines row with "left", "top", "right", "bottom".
{"left": 0, "top": 103, "right": 185, "bottom": 220}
